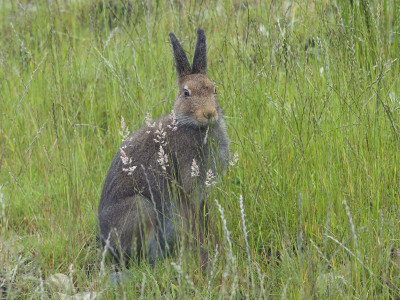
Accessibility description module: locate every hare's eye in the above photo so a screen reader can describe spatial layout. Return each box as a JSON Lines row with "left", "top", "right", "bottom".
{"left": 214, "top": 87, "right": 217, "bottom": 95}
{"left": 184, "top": 89, "right": 190, "bottom": 97}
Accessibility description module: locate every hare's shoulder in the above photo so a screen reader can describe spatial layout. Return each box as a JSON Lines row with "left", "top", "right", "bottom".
{"left": 125, "top": 114, "right": 201, "bottom": 148}
{"left": 121, "top": 116, "right": 169, "bottom": 151}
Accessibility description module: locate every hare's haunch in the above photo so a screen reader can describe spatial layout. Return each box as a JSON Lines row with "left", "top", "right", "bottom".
{"left": 98, "top": 29, "right": 229, "bottom": 268}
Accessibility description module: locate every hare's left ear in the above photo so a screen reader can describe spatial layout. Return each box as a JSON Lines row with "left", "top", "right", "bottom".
{"left": 170, "top": 32, "right": 192, "bottom": 78}
{"left": 191, "top": 28, "right": 207, "bottom": 75}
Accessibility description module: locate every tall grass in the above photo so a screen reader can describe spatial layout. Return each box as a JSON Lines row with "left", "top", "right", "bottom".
{"left": 0, "top": 0, "right": 399, "bottom": 298}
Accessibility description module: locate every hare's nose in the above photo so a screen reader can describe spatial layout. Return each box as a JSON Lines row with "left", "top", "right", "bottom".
{"left": 203, "top": 109, "right": 217, "bottom": 120}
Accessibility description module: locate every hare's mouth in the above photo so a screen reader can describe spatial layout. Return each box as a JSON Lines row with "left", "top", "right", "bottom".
{"left": 196, "top": 117, "right": 218, "bottom": 127}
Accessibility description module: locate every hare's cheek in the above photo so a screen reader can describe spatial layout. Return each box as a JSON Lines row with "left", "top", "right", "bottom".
{"left": 174, "top": 100, "right": 188, "bottom": 113}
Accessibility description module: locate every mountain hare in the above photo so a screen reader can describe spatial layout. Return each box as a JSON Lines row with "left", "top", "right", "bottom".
{"left": 98, "top": 29, "right": 229, "bottom": 269}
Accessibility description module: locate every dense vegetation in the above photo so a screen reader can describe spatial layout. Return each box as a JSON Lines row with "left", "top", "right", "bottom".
{"left": 0, "top": 0, "right": 399, "bottom": 298}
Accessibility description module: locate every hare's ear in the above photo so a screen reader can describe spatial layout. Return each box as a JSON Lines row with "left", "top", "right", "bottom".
{"left": 191, "top": 28, "right": 207, "bottom": 75}
{"left": 170, "top": 32, "right": 192, "bottom": 78}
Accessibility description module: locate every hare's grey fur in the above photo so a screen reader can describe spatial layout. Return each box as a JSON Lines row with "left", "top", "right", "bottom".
{"left": 98, "top": 29, "right": 229, "bottom": 267}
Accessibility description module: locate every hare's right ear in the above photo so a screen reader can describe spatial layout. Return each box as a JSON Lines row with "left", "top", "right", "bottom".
{"left": 191, "top": 28, "right": 207, "bottom": 75}
{"left": 170, "top": 32, "right": 192, "bottom": 78}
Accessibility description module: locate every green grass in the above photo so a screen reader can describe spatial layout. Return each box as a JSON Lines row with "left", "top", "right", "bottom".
{"left": 0, "top": 0, "right": 399, "bottom": 298}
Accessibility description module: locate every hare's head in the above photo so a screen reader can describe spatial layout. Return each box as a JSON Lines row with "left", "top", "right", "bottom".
{"left": 170, "top": 29, "right": 220, "bottom": 128}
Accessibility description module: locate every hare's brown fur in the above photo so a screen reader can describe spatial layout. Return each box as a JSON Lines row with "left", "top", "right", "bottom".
{"left": 98, "top": 29, "right": 229, "bottom": 267}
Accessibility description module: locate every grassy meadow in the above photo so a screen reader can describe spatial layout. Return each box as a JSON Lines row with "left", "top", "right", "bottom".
{"left": 0, "top": 0, "right": 399, "bottom": 298}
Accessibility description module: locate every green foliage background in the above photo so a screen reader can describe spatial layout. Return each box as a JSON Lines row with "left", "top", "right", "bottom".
{"left": 0, "top": 0, "right": 399, "bottom": 298}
